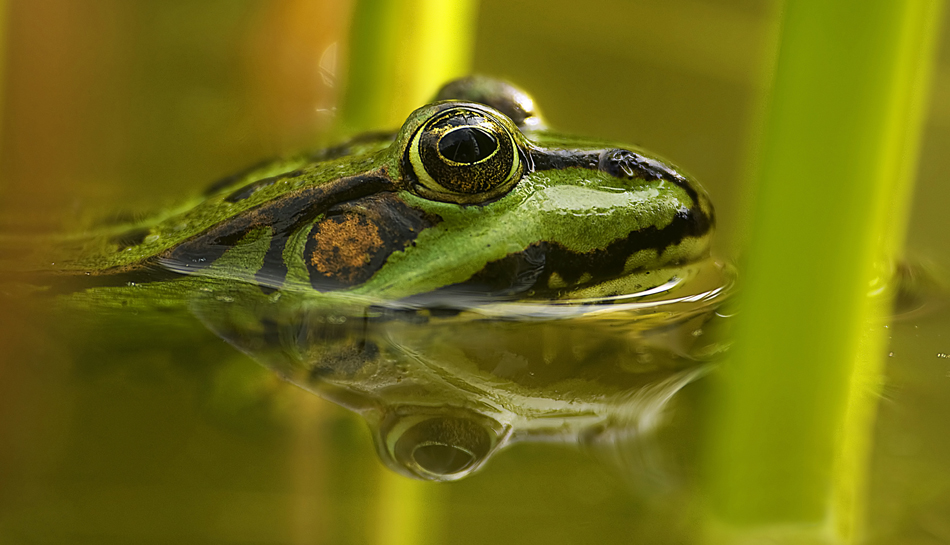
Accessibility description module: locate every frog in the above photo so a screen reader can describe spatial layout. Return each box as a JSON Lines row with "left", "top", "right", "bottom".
{"left": 2, "top": 76, "right": 730, "bottom": 481}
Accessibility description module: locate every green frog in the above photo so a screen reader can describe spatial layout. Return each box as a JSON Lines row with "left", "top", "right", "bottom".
{"left": 4, "top": 77, "right": 730, "bottom": 481}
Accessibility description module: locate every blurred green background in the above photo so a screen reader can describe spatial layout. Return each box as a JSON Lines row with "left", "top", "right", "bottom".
{"left": 0, "top": 1, "right": 948, "bottom": 543}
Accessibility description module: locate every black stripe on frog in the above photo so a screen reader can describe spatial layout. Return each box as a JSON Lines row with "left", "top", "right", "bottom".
{"left": 416, "top": 205, "right": 711, "bottom": 302}
{"left": 42, "top": 172, "right": 398, "bottom": 293}
{"left": 163, "top": 172, "right": 397, "bottom": 289}
{"left": 530, "top": 148, "right": 702, "bottom": 205}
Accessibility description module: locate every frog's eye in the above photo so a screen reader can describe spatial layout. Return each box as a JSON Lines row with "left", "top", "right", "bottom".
{"left": 407, "top": 106, "right": 524, "bottom": 204}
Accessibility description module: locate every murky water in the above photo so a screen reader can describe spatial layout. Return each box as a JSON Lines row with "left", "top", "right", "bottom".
{"left": 1, "top": 1, "right": 949, "bottom": 544}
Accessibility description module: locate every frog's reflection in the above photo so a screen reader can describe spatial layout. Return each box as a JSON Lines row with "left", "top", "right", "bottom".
{"left": 191, "top": 262, "right": 731, "bottom": 481}
{"left": 378, "top": 407, "right": 503, "bottom": 480}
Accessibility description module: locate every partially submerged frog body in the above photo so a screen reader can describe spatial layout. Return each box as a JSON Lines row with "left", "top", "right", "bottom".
{"left": 5, "top": 76, "right": 729, "bottom": 481}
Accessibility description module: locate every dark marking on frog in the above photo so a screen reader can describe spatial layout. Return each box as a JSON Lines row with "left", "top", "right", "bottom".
{"left": 305, "top": 193, "right": 441, "bottom": 291}
{"left": 531, "top": 147, "right": 702, "bottom": 205}
{"left": 529, "top": 149, "right": 600, "bottom": 172}
{"left": 307, "top": 131, "right": 396, "bottom": 162}
{"left": 533, "top": 206, "right": 712, "bottom": 291}
{"left": 39, "top": 172, "right": 397, "bottom": 294}
{"left": 203, "top": 132, "right": 396, "bottom": 199}
{"left": 224, "top": 169, "right": 304, "bottom": 203}
{"left": 160, "top": 172, "right": 398, "bottom": 289}
{"left": 598, "top": 149, "right": 700, "bottom": 204}
{"left": 109, "top": 228, "right": 150, "bottom": 250}
{"left": 31, "top": 262, "right": 185, "bottom": 295}
{"left": 394, "top": 244, "right": 547, "bottom": 308}
{"left": 424, "top": 205, "right": 712, "bottom": 301}
{"left": 449, "top": 244, "right": 547, "bottom": 297}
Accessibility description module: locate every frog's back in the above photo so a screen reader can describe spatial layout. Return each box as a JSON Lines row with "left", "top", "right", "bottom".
{"left": 0, "top": 133, "right": 396, "bottom": 288}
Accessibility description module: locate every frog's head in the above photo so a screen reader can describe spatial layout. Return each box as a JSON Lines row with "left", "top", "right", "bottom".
{"left": 348, "top": 80, "right": 715, "bottom": 303}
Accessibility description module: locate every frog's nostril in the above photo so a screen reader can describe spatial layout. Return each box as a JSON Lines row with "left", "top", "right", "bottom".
{"left": 598, "top": 148, "right": 672, "bottom": 182}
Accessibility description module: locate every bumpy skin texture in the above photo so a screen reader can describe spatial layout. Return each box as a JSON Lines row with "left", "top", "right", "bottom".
{"left": 23, "top": 77, "right": 712, "bottom": 307}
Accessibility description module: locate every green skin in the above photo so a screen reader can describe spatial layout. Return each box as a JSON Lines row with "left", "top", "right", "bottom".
{"left": 7, "top": 77, "right": 723, "bottom": 481}
{"left": 19, "top": 78, "right": 712, "bottom": 306}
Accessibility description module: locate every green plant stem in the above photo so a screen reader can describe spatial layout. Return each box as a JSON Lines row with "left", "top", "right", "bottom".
{"left": 339, "top": 0, "right": 479, "bottom": 134}
{"left": 703, "top": 1, "right": 944, "bottom": 543}
{"left": 336, "top": 2, "right": 478, "bottom": 544}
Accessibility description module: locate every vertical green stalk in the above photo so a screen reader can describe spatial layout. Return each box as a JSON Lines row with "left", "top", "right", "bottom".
{"left": 704, "top": 2, "right": 943, "bottom": 544}
{"left": 337, "top": 2, "right": 478, "bottom": 544}
{"left": 339, "top": 0, "right": 478, "bottom": 134}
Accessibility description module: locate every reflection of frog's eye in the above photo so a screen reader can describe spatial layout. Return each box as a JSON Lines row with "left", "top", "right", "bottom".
{"left": 408, "top": 106, "right": 524, "bottom": 204}
{"left": 377, "top": 410, "right": 502, "bottom": 481}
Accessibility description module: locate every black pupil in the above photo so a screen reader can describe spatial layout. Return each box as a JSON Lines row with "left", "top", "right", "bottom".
{"left": 438, "top": 127, "right": 498, "bottom": 164}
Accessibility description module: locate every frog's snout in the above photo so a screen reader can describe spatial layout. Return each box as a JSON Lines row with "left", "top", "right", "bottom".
{"left": 375, "top": 408, "right": 505, "bottom": 481}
